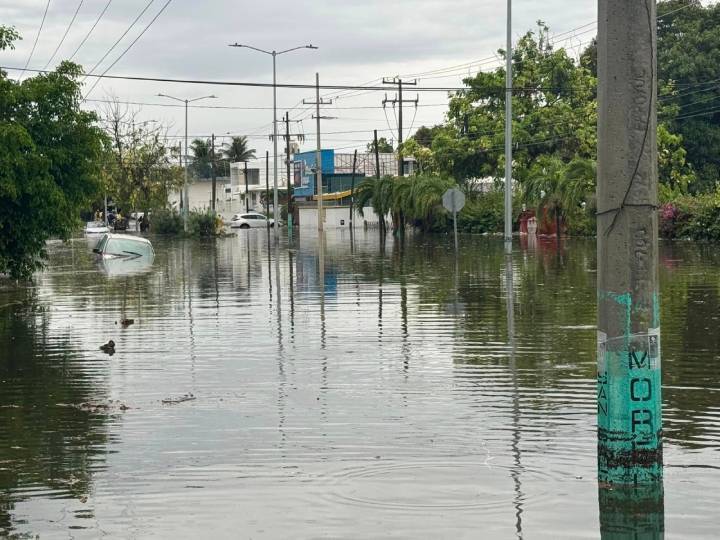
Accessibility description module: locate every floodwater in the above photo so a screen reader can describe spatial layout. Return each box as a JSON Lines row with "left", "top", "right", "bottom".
{"left": 0, "top": 230, "right": 719, "bottom": 539}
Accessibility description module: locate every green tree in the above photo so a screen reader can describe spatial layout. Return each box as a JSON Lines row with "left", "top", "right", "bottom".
{"left": 223, "top": 135, "right": 256, "bottom": 162}
{"left": 435, "top": 22, "right": 597, "bottom": 186}
{"left": 0, "top": 27, "right": 106, "bottom": 278}
{"left": 102, "top": 99, "right": 182, "bottom": 223}
{"left": 523, "top": 155, "right": 595, "bottom": 239}
{"left": 658, "top": 0, "right": 720, "bottom": 191}
{"left": 190, "top": 138, "right": 212, "bottom": 179}
{"left": 367, "top": 137, "right": 393, "bottom": 154}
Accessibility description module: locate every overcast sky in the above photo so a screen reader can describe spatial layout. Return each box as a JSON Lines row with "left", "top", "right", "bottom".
{"left": 2, "top": 0, "right": 603, "bottom": 161}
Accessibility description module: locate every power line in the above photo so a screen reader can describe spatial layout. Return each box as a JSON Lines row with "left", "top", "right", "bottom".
{"left": 43, "top": 0, "right": 85, "bottom": 70}
{"left": 83, "top": 0, "right": 174, "bottom": 98}
{"left": 83, "top": 0, "right": 156, "bottom": 79}
{"left": 17, "top": 0, "right": 52, "bottom": 82}
{"left": 83, "top": 97, "right": 449, "bottom": 111}
{"left": 69, "top": 0, "right": 113, "bottom": 61}
{"left": 3, "top": 66, "right": 470, "bottom": 91}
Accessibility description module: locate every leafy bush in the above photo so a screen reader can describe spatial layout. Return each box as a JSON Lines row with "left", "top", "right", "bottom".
{"left": 458, "top": 191, "right": 504, "bottom": 234}
{"left": 189, "top": 210, "right": 223, "bottom": 237}
{"left": 662, "top": 193, "right": 720, "bottom": 241}
{"left": 152, "top": 209, "right": 183, "bottom": 235}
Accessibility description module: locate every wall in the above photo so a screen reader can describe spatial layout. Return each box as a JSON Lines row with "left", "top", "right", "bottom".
{"left": 298, "top": 205, "right": 387, "bottom": 230}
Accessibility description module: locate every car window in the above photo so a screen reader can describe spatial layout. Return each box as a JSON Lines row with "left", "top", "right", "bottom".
{"left": 240, "top": 214, "right": 253, "bottom": 220}
{"left": 252, "top": 214, "right": 266, "bottom": 220}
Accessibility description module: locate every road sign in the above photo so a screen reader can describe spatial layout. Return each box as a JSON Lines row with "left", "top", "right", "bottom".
{"left": 442, "top": 188, "right": 465, "bottom": 213}
{"left": 443, "top": 188, "right": 465, "bottom": 251}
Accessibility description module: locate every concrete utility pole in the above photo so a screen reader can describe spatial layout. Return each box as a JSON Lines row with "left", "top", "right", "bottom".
{"left": 211, "top": 133, "right": 217, "bottom": 213}
{"left": 303, "top": 73, "right": 333, "bottom": 232}
{"left": 597, "top": 0, "right": 662, "bottom": 485}
{"left": 349, "top": 149, "right": 358, "bottom": 225}
{"left": 244, "top": 161, "right": 249, "bottom": 213}
{"left": 504, "top": 0, "right": 513, "bottom": 251}
{"left": 266, "top": 150, "right": 270, "bottom": 229}
{"left": 281, "top": 111, "right": 304, "bottom": 232}
{"left": 382, "top": 78, "right": 418, "bottom": 176}
{"left": 374, "top": 129, "right": 380, "bottom": 178}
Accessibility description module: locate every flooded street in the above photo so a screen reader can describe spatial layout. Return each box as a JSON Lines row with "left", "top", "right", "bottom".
{"left": 1, "top": 231, "right": 719, "bottom": 538}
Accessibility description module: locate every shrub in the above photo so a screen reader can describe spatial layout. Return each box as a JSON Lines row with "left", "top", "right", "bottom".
{"left": 152, "top": 209, "right": 183, "bottom": 235}
{"left": 458, "top": 191, "right": 504, "bottom": 234}
{"left": 188, "top": 210, "right": 222, "bottom": 237}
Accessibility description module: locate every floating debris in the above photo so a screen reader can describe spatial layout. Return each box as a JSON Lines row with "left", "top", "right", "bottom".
{"left": 162, "top": 393, "right": 196, "bottom": 405}
{"left": 57, "top": 400, "right": 130, "bottom": 413}
{"left": 99, "top": 340, "right": 115, "bottom": 355}
{"left": 120, "top": 318, "right": 134, "bottom": 328}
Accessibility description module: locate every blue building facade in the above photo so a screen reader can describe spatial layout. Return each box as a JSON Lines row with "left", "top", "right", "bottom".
{"left": 292, "top": 150, "right": 335, "bottom": 199}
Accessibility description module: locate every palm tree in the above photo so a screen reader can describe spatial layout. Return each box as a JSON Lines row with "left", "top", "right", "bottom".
{"left": 190, "top": 138, "right": 211, "bottom": 178}
{"left": 223, "top": 136, "right": 256, "bottom": 163}
{"left": 524, "top": 155, "right": 595, "bottom": 239}
{"left": 354, "top": 176, "right": 394, "bottom": 234}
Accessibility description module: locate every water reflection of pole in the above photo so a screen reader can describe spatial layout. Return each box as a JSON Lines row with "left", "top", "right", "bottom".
{"left": 266, "top": 226, "right": 273, "bottom": 303}
{"left": 506, "top": 251, "right": 523, "bottom": 538}
{"left": 319, "top": 230, "right": 326, "bottom": 349}
{"left": 288, "top": 250, "right": 295, "bottom": 345}
{"left": 599, "top": 485, "right": 664, "bottom": 539}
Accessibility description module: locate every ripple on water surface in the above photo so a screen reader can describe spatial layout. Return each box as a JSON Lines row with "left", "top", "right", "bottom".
{"left": 0, "top": 233, "right": 719, "bottom": 538}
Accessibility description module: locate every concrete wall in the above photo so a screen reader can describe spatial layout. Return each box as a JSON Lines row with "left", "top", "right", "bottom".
{"left": 298, "top": 206, "right": 387, "bottom": 230}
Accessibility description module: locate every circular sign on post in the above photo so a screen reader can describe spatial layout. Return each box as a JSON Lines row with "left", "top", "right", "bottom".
{"left": 442, "top": 188, "right": 466, "bottom": 213}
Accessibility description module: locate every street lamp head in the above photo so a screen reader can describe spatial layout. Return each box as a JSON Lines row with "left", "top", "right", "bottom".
{"left": 306, "top": 45, "right": 318, "bottom": 50}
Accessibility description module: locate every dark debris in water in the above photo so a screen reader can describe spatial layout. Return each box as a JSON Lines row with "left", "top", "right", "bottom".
{"left": 57, "top": 400, "right": 131, "bottom": 413}
{"left": 162, "top": 393, "right": 196, "bottom": 405}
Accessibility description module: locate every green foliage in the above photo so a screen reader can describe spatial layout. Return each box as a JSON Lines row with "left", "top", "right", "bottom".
{"left": 223, "top": 136, "right": 256, "bottom": 163}
{"left": 102, "top": 99, "right": 182, "bottom": 216}
{"left": 188, "top": 210, "right": 223, "bottom": 237}
{"left": 0, "top": 29, "right": 106, "bottom": 278}
{"left": 658, "top": 0, "right": 720, "bottom": 191}
{"left": 457, "top": 190, "right": 505, "bottom": 234}
{"left": 152, "top": 208, "right": 183, "bottom": 235}
{"left": 190, "top": 138, "right": 212, "bottom": 179}
{"left": 367, "top": 137, "right": 393, "bottom": 153}
{"left": 660, "top": 192, "right": 720, "bottom": 241}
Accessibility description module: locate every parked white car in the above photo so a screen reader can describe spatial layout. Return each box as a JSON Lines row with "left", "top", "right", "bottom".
{"left": 230, "top": 213, "right": 275, "bottom": 229}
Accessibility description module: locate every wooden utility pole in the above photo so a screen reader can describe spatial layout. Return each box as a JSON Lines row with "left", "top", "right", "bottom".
{"left": 382, "top": 77, "right": 418, "bottom": 176}
{"left": 597, "top": 0, "right": 662, "bottom": 485}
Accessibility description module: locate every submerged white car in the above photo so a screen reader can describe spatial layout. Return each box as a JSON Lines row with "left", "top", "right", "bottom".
{"left": 93, "top": 234, "right": 155, "bottom": 259}
{"left": 230, "top": 213, "right": 275, "bottom": 229}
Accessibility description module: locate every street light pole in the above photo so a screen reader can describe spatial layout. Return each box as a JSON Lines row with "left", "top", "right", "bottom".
{"left": 272, "top": 51, "right": 278, "bottom": 239}
{"left": 228, "top": 42, "right": 317, "bottom": 240}
{"left": 157, "top": 93, "right": 218, "bottom": 232}
{"left": 504, "top": 0, "right": 513, "bottom": 252}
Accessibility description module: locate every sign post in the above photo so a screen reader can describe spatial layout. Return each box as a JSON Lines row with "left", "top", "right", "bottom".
{"left": 442, "top": 188, "right": 465, "bottom": 252}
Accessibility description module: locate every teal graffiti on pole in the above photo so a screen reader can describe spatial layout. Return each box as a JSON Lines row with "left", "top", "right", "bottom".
{"left": 597, "top": 293, "right": 663, "bottom": 484}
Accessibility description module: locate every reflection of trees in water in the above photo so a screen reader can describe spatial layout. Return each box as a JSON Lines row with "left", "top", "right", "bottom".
{"left": 0, "top": 292, "right": 110, "bottom": 536}
{"left": 343, "top": 236, "right": 720, "bottom": 450}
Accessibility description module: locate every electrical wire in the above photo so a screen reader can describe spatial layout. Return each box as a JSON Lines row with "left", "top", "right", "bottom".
{"left": 43, "top": 0, "right": 85, "bottom": 70}
{"left": 83, "top": 0, "right": 156, "bottom": 79}
{"left": 84, "top": 0, "right": 173, "bottom": 98}
{"left": 17, "top": 0, "right": 52, "bottom": 82}
{"left": 69, "top": 0, "right": 113, "bottom": 61}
